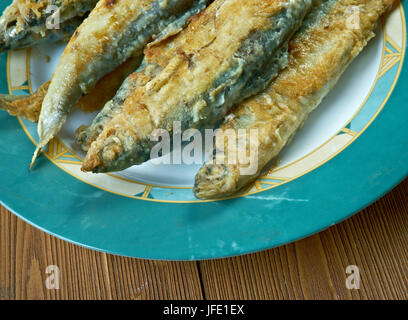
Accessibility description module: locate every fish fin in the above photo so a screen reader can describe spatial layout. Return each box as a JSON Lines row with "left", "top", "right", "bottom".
{"left": 0, "top": 94, "right": 26, "bottom": 110}
{"left": 30, "top": 146, "right": 42, "bottom": 169}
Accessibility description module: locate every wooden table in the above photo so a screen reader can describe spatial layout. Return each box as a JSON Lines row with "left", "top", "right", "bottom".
{"left": 1, "top": 178, "right": 407, "bottom": 300}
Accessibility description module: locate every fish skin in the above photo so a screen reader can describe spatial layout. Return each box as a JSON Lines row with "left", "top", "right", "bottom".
{"left": 75, "top": 0, "right": 212, "bottom": 151}
{"left": 82, "top": 0, "right": 314, "bottom": 173}
{"left": 0, "top": 0, "right": 99, "bottom": 52}
{"left": 34, "top": 0, "right": 214, "bottom": 166}
{"left": 193, "top": 0, "right": 397, "bottom": 199}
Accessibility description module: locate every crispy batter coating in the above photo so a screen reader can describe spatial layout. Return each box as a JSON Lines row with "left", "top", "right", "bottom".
{"left": 194, "top": 0, "right": 397, "bottom": 199}
{"left": 0, "top": 0, "right": 98, "bottom": 51}
{"left": 0, "top": 81, "right": 49, "bottom": 122}
{"left": 82, "top": 0, "right": 313, "bottom": 172}
{"left": 34, "top": 0, "right": 212, "bottom": 166}
{"left": 75, "top": 0, "right": 212, "bottom": 151}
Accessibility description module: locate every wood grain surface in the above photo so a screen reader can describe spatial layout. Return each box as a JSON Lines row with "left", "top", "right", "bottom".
{"left": 1, "top": 178, "right": 407, "bottom": 300}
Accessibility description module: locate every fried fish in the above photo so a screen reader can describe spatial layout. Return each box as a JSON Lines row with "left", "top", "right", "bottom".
{"left": 32, "top": 0, "right": 213, "bottom": 166}
{"left": 0, "top": 0, "right": 99, "bottom": 52}
{"left": 0, "top": 55, "right": 142, "bottom": 121}
{"left": 75, "top": 2, "right": 210, "bottom": 151}
{"left": 193, "top": 0, "right": 396, "bottom": 199}
{"left": 82, "top": 0, "right": 314, "bottom": 173}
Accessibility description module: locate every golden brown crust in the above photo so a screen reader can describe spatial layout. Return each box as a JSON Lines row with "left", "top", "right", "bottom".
{"left": 123, "top": 0, "right": 294, "bottom": 126}
{"left": 81, "top": 104, "right": 154, "bottom": 171}
{"left": 2, "top": 1, "right": 50, "bottom": 34}
{"left": 0, "top": 0, "right": 98, "bottom": 36}
{"left": 194, "top": 0, "right": 397, "bottom": 199}
{"left": 59, "top": 0, "right": 151, "bottom": 77}
{"left": 82, "top": 0, "right": 306, "bottom": 172}
{"left": 35, "top": 0, "right": 215, "bottom": 166}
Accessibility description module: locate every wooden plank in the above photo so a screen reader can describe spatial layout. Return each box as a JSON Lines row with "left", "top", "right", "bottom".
{"left": 0, "top": 206, "right": 203, "bottom": 300}
{"left": 199, "top": 178, "right": 408, "bottom": 300}
{"left": 1, "top": 178, "right": 407, "bottom": 300}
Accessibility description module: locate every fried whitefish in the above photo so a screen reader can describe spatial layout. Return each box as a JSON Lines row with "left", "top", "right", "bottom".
{"left": 0, "top": 0, "right": 99, "bottom": 52}
{"left": 0, "top": 55, "right": 142, "bottom": 121}
{"left": 75, "top": 66, "right": 152, "bottom": 151}
{"left": 193, "top": 0, "right": 397, "bottom": 199}
{"left": 82, "top": 0, "right": 315, "bottom": 173}
{"left": 76, "top": 1, "right": 212, "bottom": 151}
{"left": 32, "top": 0, "right": 213, "bottom": 166}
